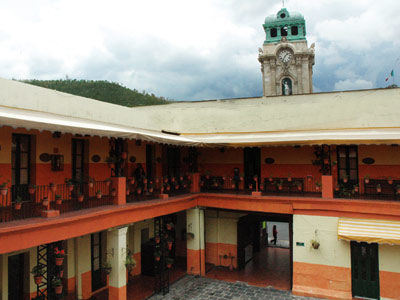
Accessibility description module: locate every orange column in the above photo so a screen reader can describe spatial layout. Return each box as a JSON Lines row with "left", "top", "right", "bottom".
{"left": 322, "top": 175, "right": 333, "bottom": 199}
{"left": 111, "top": 177, "right": 126, "bottom": 205}
{"left": 190, "top": 173, "right": 200, "bottom": 193}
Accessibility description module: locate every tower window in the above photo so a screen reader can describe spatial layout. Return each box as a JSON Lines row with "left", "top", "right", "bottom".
{"left": 291, "top": 26, "right": 298, "bottom": 35}
{"left": 281, "top": 26, "right": 288, "bottom": 37}
{"left": 280, "top": 13, "right": 286, "bottom": 18}
{"left": 270, "top": 28, "right": 277, "bottom": 38}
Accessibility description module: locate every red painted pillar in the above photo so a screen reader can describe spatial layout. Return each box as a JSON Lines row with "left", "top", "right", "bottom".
{"left": 322, "top": 175, "right": 333, "bottom": 199}
{"left": 190, "top": 173, "right": 200, "bottom": 193}
{"left": 111, "top": 177, "right": 126, "bottom": 205}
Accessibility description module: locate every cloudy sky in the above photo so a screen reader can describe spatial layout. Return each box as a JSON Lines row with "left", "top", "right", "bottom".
{"left": 0, "top": 0, "right": 399, "bottom": 101}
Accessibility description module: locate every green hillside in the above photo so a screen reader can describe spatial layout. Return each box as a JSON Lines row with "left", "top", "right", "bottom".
{"left": 22, "top": 79, "right": 170, "bottom": 107}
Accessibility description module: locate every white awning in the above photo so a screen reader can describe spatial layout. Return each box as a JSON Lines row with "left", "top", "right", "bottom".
{"left": 338, "top": 218, "right": 400, "bottom": 245}
{"left": 0, "top": 106, "right": 201, "bottom": 146}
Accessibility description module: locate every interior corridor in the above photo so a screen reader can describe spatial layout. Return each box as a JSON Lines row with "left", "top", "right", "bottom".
{"left": 206, "top": 246, "right": 291, "bottom": 290}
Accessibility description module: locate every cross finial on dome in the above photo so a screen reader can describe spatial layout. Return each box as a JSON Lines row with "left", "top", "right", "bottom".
{"left": 282, "top": 0, "right": 285, "bottom": 7}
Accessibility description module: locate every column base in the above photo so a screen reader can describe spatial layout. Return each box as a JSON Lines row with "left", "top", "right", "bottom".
{"left": 109, "top": 285, "right": 127, "bottom": 300}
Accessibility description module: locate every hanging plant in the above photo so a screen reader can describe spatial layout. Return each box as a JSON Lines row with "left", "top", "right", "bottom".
{"left": 101, "top": 262, "right": 112, "bottom": 275}
{"left": 125, "top": 249, "right": 136, "bottom": 272}
{"left": 31, "top": 265, "right": 44, "bottom": 285}
{"left": 28, "top": 184, "right": 36, "bottom": 195}
{"left": 14, "top": 196, "right": 23, "bottom": 210}
{"left": 310, "top": 239, "right": 320, "bottom": 249}
{"left": 364, "top": 175, "right": 370, "bottom": 184}
{"left": 55, "top": 194, "right": 62, "bottom": 205}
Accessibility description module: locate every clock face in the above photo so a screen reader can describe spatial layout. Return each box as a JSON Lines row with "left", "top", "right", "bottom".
{"left": 278, "top": 49, "right": 292, "bottom": 63}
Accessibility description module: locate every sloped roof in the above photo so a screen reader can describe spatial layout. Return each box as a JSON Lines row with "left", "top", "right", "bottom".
{"left": 1, "top": 78, "right": 400, "bottom": 146}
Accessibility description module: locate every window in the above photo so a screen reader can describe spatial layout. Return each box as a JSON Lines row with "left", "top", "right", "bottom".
{"left": 337, "top": 146, "right": 358, "bottom": 184}
{"left": 270, "top": 28, "right": 277, "bottom": 38}
{"left": 291, "top": 26, "right": 298, "bottom": 35}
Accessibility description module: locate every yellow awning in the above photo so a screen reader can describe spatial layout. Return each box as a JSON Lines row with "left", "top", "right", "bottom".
{"left": 338, "top": 218, "right": 400, "bottom": 245}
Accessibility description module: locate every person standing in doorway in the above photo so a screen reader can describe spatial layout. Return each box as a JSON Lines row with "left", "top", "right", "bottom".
{"left": 271, "top": 225, "right": 278, "bottom": 245}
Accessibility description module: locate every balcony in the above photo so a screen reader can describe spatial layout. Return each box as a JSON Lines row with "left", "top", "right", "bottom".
{"left": 334, "top": 178, "right": 400, "bottom": 201}
{"left": 200, "top": 175, "right": 322, "bottom": 197}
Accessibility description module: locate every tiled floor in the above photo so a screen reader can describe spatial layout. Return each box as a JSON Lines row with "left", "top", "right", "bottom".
{"left": 148, "top": 275, "right": 320, "bottom": 300}
{"left": 206, "top": 246, "right": 291, "bottom": 290}
{"left": 127, "top": 267, "right": 186, "bottom": 300}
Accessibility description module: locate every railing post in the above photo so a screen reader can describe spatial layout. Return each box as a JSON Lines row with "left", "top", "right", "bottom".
{"left": 190, "top": 173, "right": 200, "bottom": 193}
{"left": 322, "top": 175, "right": 334, "bottom": 199}
{"left": 111, "top": 177, "right": 126, "bottom": 205}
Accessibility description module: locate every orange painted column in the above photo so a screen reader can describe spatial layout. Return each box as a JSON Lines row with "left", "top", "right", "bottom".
{"left": 322, "top": 175, "right": 333, "bottom": 199}
{"left": 108, "top": 227, "right": 128, "bottom": 300}
{"left": 112, "top": 177, "right": 126, "bottom": 205}
{"left": 190, "top": 173, "right": 200, "bottom": 193}
{"left": 186, "top": 208, "right": 205, "bottom": 276}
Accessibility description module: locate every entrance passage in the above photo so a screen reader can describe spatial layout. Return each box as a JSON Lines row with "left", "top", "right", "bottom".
{"left": 351, "top": 241, "right": 380, "bottom": 299}
{"left": 205, "top": 211, "right": 292, "bottom": 291}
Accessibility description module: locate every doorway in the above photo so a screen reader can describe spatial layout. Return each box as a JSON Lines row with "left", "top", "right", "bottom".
{"left": 8, "top": 253, "right": 25, "bottom": 300}
{"left": 91, "top": 232, "right": 105, "bottom": 291}
{"left": 351, "top": 241, "right": 380, "bottom": 299}
{"left": 72, "top": 139, "right": 88, "bottom": 183}
{"left": 146, "top": 144, "right": 156, "bottom": 181}
{"left": 243, "top": 147, "right": 261, "bottom": 189}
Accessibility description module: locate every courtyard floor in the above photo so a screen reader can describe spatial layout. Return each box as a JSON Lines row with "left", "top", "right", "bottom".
{"left": 147, "top": 275, "right": 320, "bottom": 300}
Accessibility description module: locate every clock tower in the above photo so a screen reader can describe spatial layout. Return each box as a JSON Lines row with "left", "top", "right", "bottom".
{"left": 258, "top": 8, "right": 315, "bottom": 96}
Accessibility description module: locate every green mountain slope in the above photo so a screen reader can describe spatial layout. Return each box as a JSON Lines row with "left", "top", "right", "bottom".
{"left": 22, "top": 79, "right": 170, "bottom": 107}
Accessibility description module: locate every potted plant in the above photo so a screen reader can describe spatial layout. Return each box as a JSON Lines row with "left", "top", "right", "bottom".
{"left": 105, "top": 177, "right": 112, "bottom": 187}
{"left": 396, "top": 185, "right": 400, "bottom": 194}
{"left": 295, "top": 181, "right": 302, "bottom": 191}
{"left": 353, "top": 184, "right": 359, "bottom": 193}
{"left": 342, "top": 175, "right": 349, "bottom": 183}
{"left": 186, "top": 232, "right": 195, "bottom": 240}
{"left": 0, "top": 179, "right": 9, "bottom": 196}
{"left": 49, "top": 182, "right": 57, "bottom": 193}
{"left": 126, "top": 189, "right": 130, "bottom": 196}
{"left": 364, "top": 175, "right": 370, "bottom": 184}
{"left": 55, "top": 194, "right": 62, "bottom": 205}
{"left": 51, "top": 277, "right": 63, "bottom": 294}
{"left": 111, "top": 188, "right": 117, "bottom": 197}
{"left": 269, "top": 175, "right": 273, "bottom": 182}
{"left": 65, "top": 178, "right": 74, "bottom": 191}
{"left": 310, "top": 239, "right": 320, "bottom": 249}
{"left": 315, "top": 182, "right": 321, "bottom": 192}
{"left": 166, "top": 222, "right": 174, "bottom": 231}
{"left": 277, "top": 180, "right": 284, "bottom": 191}
{"left": 28, "top": 184, "right": 36, "bottom": 195}
{"left": 287, "top": 174, "right": 292, "bottom": 182}
{"left": 87, "top": 177, "right": 95, "bottom": 188}
{"left": 167, "top": 238, "right": 173, "bottom": 250}
{"left": 155, "top": 236, "right": 160, "bottom": 244}
{"left": 42, "top": 197, "right": 49, "bottom": 207}
{"left": 105, "top": 156, "right": 117, "bottom": 168}
{"left": 77, "top": 192, "right": 84, "bottom": 202}
{"left": 387, "top": 176, "right": 393, "bottom": 185}
{"left": 101, "top": 261, "right": 112, "bottom": 275}
{"left": 129, "top": 177, "right": 135, "bottom": 185}
{"left": 14, "top": 196, "right": 23, "bottom": 210}
{"left": 335, "top": 185, "right": 340, "bottom": 192}
{"left": 121, "top": 151, "right": 128, "bottom": 160}
{"left": 31, "top": 265, "right": 44, "bottom": 285}
{"left": 154, "top": 250, "right": 161, "bottom": 261}
{"left": 54, "top": 248, "right": 65, "bottom": 266}
{"left": 125, "top": 249, "right": 136, "bottom": 272}
{"left": 96, "top": 190, "right": 102, "bottom": 199}
{"left": 376, "top": 184, "right": 382, "bottom": 193}
{"left": 166, "top": 257, "right": 174, "bottom": 269}
{"left": 136, "top": 187, "right": 142, "bottom": 194}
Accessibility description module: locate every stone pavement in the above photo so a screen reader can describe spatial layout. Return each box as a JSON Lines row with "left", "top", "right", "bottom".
{"left": 148, "top": 275, "right": 320, "bottom": 300}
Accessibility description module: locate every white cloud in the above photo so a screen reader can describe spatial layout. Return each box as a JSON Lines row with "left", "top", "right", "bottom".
{"left": 0, "top": 0, "right": 399, "bottom": 100}
{"left": 334, "top": 79, "right": 374, "bottom": 91}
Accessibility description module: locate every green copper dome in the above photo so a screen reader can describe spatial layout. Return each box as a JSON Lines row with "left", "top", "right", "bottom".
{"left": 263, "top": 8, "right": 306, "bottom": 44}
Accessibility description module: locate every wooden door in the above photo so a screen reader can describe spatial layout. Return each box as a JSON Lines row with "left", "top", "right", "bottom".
{"left": 351, "top": 241, "right": 380, "bottom": 299}
{"left": 8, "top": 253, "right": 24, "bottom": 300}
